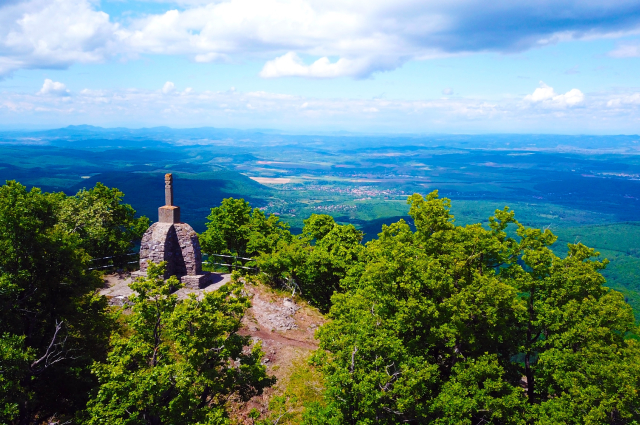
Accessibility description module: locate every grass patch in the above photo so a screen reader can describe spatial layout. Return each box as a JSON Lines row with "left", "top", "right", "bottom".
{"left": 256, "top": 355, "right": 325, "bottom": 425}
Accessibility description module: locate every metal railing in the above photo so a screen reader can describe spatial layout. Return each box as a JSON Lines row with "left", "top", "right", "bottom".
{"left": 204, "top": 253, "right": 257, "bottom": 271}
{"left": 88, "top": 252, "right": 139, "bottom": 271}
{"left": 89, "top": 252, "right": 258, "bottom": 273}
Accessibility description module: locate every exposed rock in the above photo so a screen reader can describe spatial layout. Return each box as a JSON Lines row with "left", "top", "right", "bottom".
{"left": 251, "top": 296, "right": 300, "bottom": 331}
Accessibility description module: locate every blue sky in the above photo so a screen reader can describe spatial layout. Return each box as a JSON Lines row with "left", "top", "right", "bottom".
{"left": 1, "top": 0, "right": 640, "bottom": 134}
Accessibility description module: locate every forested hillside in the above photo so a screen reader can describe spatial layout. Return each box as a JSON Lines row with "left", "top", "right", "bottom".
{"left": 1, "top": 180, "right": 639, "bottom": 424}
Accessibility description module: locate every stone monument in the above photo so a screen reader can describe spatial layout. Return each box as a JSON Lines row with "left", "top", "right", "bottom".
{"left": 132, "top": 174, "right": 214, "bottom": 288}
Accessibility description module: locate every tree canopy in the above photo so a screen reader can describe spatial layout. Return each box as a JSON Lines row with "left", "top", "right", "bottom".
{"left": 3, "top": 182, "right": 640, "bottom": 424}
{"left": 255, "top": 214, "right": 364, "bottom": 311}
{"left": 56, "top": 182, "right": 150, "bottom": 264}
{"left": 0, "top": 181, "right": 128, "bottom": 423}
{"left": 200, "top": 197, "right": 291, "bottom": 261}
{"left": 302, "top": 192, "right": 640, "bottom": 424}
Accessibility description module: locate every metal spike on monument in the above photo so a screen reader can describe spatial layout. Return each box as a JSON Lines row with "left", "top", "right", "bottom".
{"left": 132, "top": 173, "right": 214, "bottom": 288}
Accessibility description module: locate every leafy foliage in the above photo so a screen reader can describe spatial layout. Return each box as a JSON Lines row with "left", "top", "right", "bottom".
{"left": 0, "top": 181, "right": 115, "bottom": 423}
{"left": 201, "top": 198, "right": 291, "bottom": 273}
{"left": 3, "top": 179, "right": 640, "bottom": 424}
{"left": 255, "top": 213, "right": 364, "bottom": 311}
{"left": 296, "top": 215, "right": 364, "bottom": 311}
{"left": 307, "top": 191, "right": 640, "bottom": 424}
{"left": 202, "top": 199, "right": 366, "bottom": 310}
{"left": 56, "top": 182, "right": 150, "bottom": 264}
{"left": 86, "top": 263, "right": 273, "bottom": 424}
{"left": 0, "top": 334, "right": 32, "bottom": 421}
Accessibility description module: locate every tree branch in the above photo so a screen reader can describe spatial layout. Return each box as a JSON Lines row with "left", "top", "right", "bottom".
{"left": 380, "top": 362, "right": 401, "bottom": 392}
{"left": 30, "top": 320, "right": 76, "bottom": 375}
{"left": 350, "top": 345, "right": 358, "bottom": 374}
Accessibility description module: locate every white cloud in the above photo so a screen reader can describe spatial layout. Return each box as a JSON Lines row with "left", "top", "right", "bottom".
{"left": 559, "top": 89, "right": 586, "bottom": 106}
{"left": 37, "top": 79, "right": 69, "bottom": 96}
{"left": 1, "top": 85, "right": 506, "bottom": 123}
{"left": 3, "top": 0, "right": 640, "bottom": 79}
{"left": 114, "top": 0, "right": 640, "bottom": 78}
{"left": 162, "top": 81, "right": 176, "bottom": 94}
{"left": 609, "top": 43, "right": 640, "bottom": 58}
{"left": 3, "top": 84, "right": 640, "bottom": 132}
{"left": 442, "top": 88, "right": 454, "bottom": 95}
{"left": 259, "top": 52, "right": 374, "bottom": 78}
{"left": 0, "top": 0, "right": 119, "bottom": 78}
{"left": 524, "top": 81, "right": 584, "bottom": 107}
{"left": 525, "top": 82, "right": 556, "bottom": 102}
{"left": 607, "top": 93, "right": 640, "bottom": 107}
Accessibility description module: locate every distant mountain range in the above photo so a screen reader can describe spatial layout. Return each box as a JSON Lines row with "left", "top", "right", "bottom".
{"left": 1, "top": 125, "right": 639, "bottom": 152}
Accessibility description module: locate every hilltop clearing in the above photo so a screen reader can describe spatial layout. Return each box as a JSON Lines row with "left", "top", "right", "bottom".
{"left": 100, "top": 272, "right": 326, "bottom": 425}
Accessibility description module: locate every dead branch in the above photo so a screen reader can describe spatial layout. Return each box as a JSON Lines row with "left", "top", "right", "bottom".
{"left": 30, "top": 320, "right": 76, "bottom": 375}
{"left": 380, "top": 362, "right": 402, "bottom": 392}
{"left": 350, "top": 345, "right": 358, "bottom": 374}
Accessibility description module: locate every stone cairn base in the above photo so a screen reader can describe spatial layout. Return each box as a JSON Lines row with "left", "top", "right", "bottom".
{"left": 131, "top": 221, "right": 214, "bottom": 289}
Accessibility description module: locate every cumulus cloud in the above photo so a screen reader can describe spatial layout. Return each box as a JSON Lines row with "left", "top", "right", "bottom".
{"left": 162, "top": 81, "right": 176, "bottom": 94}
{"left": 121, "top": 0, "right": 640, "bottom": 78}
{"left": 0, "top": 0, "right": 119, "bottom": 78}
{"left": 259, "top": 52, "right": 377, "bottom": 78}
{"left": 524, "top": 82, "right": 584, "bottom": 107}
{"left": 37, "top": 79, "right": 69, "bottom": 96}
{"left": 3, "top": 0, "right": 640, "bottom": 78}
{"left": 442, "top": 88, "right": 454, "bottom": 95}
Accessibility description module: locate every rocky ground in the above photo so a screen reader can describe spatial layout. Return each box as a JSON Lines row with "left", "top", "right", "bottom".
{"left": 99, "top": 271, "right": 232, "bottom": 304}
{"left": 234, "top": 281, "right": 325, "bottom": 423}
{"left": 99, "top": 272, "right": 325, "bottom": 424}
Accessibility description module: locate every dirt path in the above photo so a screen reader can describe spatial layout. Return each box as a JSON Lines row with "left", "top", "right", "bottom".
{"left": 232, "top": 283, "right": 326, "bottom": 423}
{"left": 241, "top": 328, "right": 318, "bottom": 350}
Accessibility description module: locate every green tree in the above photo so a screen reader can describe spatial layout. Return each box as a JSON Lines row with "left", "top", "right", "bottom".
{"left": 201, "top": 198, "right": 290, "bottom": 268}
{"left": 86, "top": 263, "right": 273, "bottom": 424}
{"left": 296, "top": 216, "right": 364, "bottom": 311}
{"left": 0, "top": 181, "right": 114, "bottom": 424}
{"left": 201, "top": 198, "right": 252, "bottom": 258}
{"left": 56, "top": 182, "right": 149, "bottom": 265}
{"left": 247, "top": 208, "right": 293, "bottom": 255}
{"left": 308, "top": 191, "right": 640, "bottom": 424}
{"left": 256, "top": 214, "right": 364, "bottom": 311}
{"left": 255, "top": 237, "right": 309, "bottom": 292}
{"left": 0, "top": 334, "right": 31, "bottom": 421}
{"left": 302, "top": 214, "right": 338, "bottom": 242}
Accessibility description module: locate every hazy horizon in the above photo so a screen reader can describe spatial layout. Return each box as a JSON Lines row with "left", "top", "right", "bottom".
{"left": 0, "top": 124, "right": 639, "bottom": 138}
